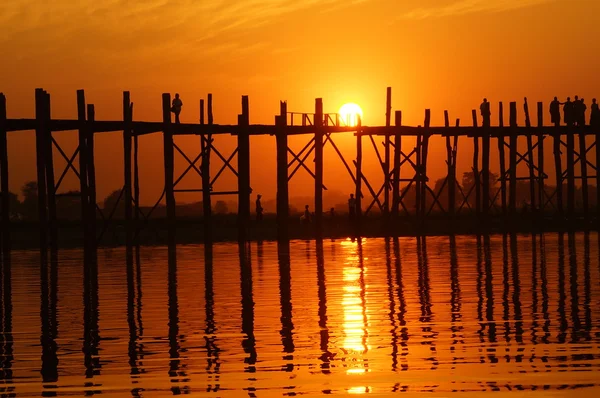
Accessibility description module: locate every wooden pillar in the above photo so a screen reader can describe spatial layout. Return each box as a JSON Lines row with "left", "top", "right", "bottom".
{"left": 472, "top": 109, "right": 480, "bottom": 218}
{"left": 445, "top": 110, "right": 455, "bottom": 217}
{"left": 123, "top": 92, "right": 133, "bottom": 248}
{"left": 384, "top": 87, "right": 391, "bottom": 216}
{"left": 237, "top": 96, "right": 251, "bottom": 241}
{"left": 34, "top": 89, "right": 48, "bottom": 251}
{"left": 537, "top": 102, "right": 545, "bottom": 215}
{"left": 498, "top": 102, "right": 507, "bottom": 218}
{"left": 0, "top": 93, "right": 9, "bottom": 253}
{"left": 162, "top": 93, "right": 176, "bottom": 245}
{"left": 43, "top": 92, "right": 57, "bottom": 248}
{"left": 355, "top": 116, "right": 362, "bottom": 228}
{"left": 421, "top": 110, "right": 431, "bottom": 221}
{"left": 77, "top": 90, "right": 89, "bottom": 249}
{"left": 314, "top": 98, "right": 324, "bottom": 230}
{"left": 415, "top": 131, "right": 422, "bottom": 218}
{"left": 133, "top": 124, "right": 140, "bottom": 243}
{"left": 392, "top": 111, "right": 401, "bottom": 221}
{"left": 524, "top": 98, "right": 536, "bottom": 211}
{"left": 553, "top": 112, "right": 564, "bottom": 217}
{"left": 482, "top": 110, "right": 491, "bottom": 217}
{"left": 566, "top": 127, "right": 575, "bottom": 217}
{"left": 579, "top": 129, "right": 589, "bottom": 217}
{"left": 276, "top": 101, "right": 289, "bottom": 239}
{"left": 597, "top": 126, "right": 600, "bottom": 226}
{"left": 200, "top": 98, "right": 212, "bottom": 241}
{"left": 509, "top": 102, "right": 518, "bottom": 215}
{"left": 86, "top": 104, "right": 97, "bottom": 247}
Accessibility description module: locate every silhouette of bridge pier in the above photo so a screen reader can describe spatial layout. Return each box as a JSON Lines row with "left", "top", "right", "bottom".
{"left": 0, "top": 88, "right": 598, "bottom": 256}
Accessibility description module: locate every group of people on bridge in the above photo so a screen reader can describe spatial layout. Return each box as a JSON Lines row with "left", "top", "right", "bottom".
{"left": 550, "top": 96, "right": 599, "bottom": 127}
{"left": 480, "top": 97, "right": 600, "bottom": 128}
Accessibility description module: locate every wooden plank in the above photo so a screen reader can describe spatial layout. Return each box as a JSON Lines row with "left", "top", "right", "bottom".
{"left": 123, "top": 92, "right": 133, "bottom": 248}
{"left": 0, "top": 93, "right": 9, "bottom": 253}
{"left": 35, "top": 89, "right": 48, "bottom": 252}
{"left": 509, "top": 102, "right": 518, "bottom": 215}
{"left": 162, "top": 93, "right": 176, "bottom": 245}
{"left": 237, "top": 96, "right": 251, "bottom": 241}
{"left": 392, "top": 111, "right": 401, "bottom": 221}
{"left": 472, "top": 109, "right": 480, "bottom": 218}
{"left": 276, "top": 101, "right": 289, "bottom": 239}
{"left": 314, "top": 98, "right": 324, "bottom": 231}
{"left": 384, "top": 87, "right": 391, "bottom": 216}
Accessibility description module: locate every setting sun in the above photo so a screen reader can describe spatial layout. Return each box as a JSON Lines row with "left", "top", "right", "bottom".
{"left": 339, "top": 103, "right": 363, "bottom": 127}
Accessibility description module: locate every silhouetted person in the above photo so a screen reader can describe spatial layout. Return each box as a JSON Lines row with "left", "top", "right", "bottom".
{"left": 550, "top": 96, "right": 563, "bottom": 125}
{"left": 255, "top": 194, "right": 263, "bottom": 222}
{"left": 563, "top": 97, "right": 574, "bottom": 127}
{"left": 302, "top": 205, "right": 311, "bottom": 224}
{"left": 329, "top": 207, "right": 335, "bottom": 218}
{"left": 171, "top": 93, "right": 183, "bottom": 124}
{"left": 573, "top": 96, "right": 583, "bottom": 126}
{"left": 348, "top": 193, "right": 356, "bottom": 221}
{"left": 579, "top": 98, "right": 587, "bottom": 127}
{"left": 480, "top": 98, "right": 491, "bottom": 127}
{"left": 591, "top": 98, "right": 599, "bottom": 127}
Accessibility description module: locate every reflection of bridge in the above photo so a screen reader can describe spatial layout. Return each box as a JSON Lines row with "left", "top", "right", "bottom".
{"left": 1, "top": 234, "right": 598, "bottom": 394}
{"left": 0, "top": 88, "right": 599, "bottom": 254}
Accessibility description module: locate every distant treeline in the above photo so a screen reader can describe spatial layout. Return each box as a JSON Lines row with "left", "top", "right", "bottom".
{"left": 3, "top": 173, "right": 598, "bottom": 221}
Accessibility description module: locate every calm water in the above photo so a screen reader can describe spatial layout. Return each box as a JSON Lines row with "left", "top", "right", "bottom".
{"left": 1, "top": 233, "right": 600, "bottom": 397}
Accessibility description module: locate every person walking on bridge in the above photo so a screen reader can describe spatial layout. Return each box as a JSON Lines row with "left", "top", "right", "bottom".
{"left": 171, "top": 93, "right": 183, "bottom": 124}
{"left": 590, "top": 98, "right": 599, "bottom": 127}
{"left": 563, "top": 97, "right": 574, "bottom": 127}
{"left": 480, "top": 98, "right": 491, "bottom": 127}
{"left": 550, "top": 97, "right": 563, "bottom": 125}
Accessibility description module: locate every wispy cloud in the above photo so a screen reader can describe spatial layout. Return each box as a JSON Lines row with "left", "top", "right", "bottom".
{"left": 401, "top": 0, "right": 555, "bottom": 19}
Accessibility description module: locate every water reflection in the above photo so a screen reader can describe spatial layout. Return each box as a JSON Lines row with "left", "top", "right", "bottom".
{"left": 1, "top": 233, "right": 599, "bottom": 395}
{"left": 0, "top": 254, "right": 13, "bottom": 396}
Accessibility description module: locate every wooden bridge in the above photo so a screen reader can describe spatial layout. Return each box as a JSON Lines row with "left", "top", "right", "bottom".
{"left": 0, "top": 87, "right": 598, "bottom": 255}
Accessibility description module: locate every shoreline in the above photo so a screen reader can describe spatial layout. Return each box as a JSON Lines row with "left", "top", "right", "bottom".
{"left": 4, "top": 214, "right": 598, "bottom": 250}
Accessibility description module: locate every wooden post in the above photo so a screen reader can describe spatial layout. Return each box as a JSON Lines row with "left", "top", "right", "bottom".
{"left": 133, "top": 121, "right": 140, "bottom": 244}
{"left": 43, "top": 93, "right": 57, "bottom": 248}
{"left": 162, "top": 93, "right": 176, "bottom": 245}
{"left": 355, "top": 116, "right": 362, "bottom": 229}
{"left": 314, "top": 98, "right": 324, "bottom": 231}
{"left": 123, "top": 92, "right": 133, "bottom": 248}
{"left": 392, "top": 111, "right": 401, "bottom": 221}
{"left": 276, "top": 101, "right": 289, "bottom": 239}
{"left": 537, "top": 102, "right": 545, "bottom": 215}
{"left": 482, "top": 109, "right": 491, "bottom": 217}
{"left": 472, "top": 109, "right": 480, "bottom": 218}
{"left": 509, "top": 102, "right": 518, "bottom": 215}
{"left": 524, "top": 98, "right": 536, "bottom": 211}
{"left": 200, "top": 98, "right": 212, "bottom": 241}
{"left": 384, "top": 87, "right": 391, "bottom": 216}
{"left": 35, "top": 89, "right": 48, "bottom": 251}
{"left": 445, "top": 110, "right": 455, "bottom": 217}
{"left": 87, "top": 104, "right": 97, "bottom": 247}
{"left": 579, "top": 129, "right": 589, "bottom": 217}
{"left": 77, "top": 90, "right": 89, "bottom": 249}
{"left": 498, "top": 102, "right": 507, "bottom": 218}
{"left": 597, "top": 125, "right": 600, "bottom": 227}
{"left": 566, "top": 126, "right": 575, "bottom": 217}
{"left": 0, "top": 94, "right": 9, "bottom": 253}
{"left": 421, "top": 110, "right": 431, "bottom": 221}
{"left": 553, "top": 115, "right": 564, "bottom": 217}
{"left": 237, "top": 96, "right": 251, "bottom": 241}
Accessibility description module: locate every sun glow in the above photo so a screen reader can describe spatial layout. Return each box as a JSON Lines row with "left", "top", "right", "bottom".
{"left": 339, "top": 103, "right": 363, "bottom": 127}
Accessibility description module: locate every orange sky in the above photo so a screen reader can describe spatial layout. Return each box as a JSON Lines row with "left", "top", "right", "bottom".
{"left": 2, "top": 0, "right": 600, "bottom": 207}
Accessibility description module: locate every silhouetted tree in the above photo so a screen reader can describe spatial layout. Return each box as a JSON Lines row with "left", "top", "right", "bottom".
{"left": 461, "top": 171, "right": 499, "bottom": 207}
{"left": 0, "top": 191, "right": 22, "bottom": 219}
{"left": 21, "top": 181, "right": 38, "bottom": 220}
{"left": 214, "top": 200, "right": 228, "bottom": 214}
{"left": 103, "top": 189, "right": 125, "bottom": 218}
{"left": 56, "top": 191, "right": 81, "bottom": 220}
